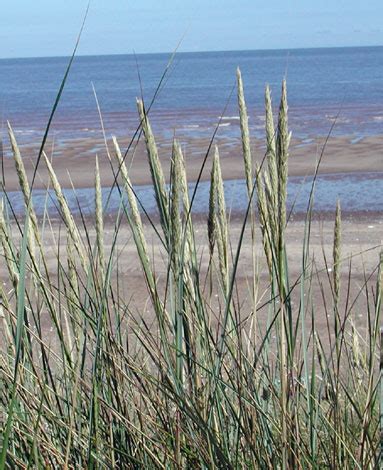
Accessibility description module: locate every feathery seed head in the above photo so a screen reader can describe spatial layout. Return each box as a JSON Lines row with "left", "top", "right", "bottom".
{"left": 237, "top": 68, "right": 253, "bottom": 197}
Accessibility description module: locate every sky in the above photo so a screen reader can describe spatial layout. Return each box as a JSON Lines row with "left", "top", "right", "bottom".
{"left": 1, "top": 0, "right": 382, "bottom": 59}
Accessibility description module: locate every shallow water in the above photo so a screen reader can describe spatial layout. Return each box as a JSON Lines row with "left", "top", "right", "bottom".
{"left": 3, "top": 172, "right": 383, "bottom": 218}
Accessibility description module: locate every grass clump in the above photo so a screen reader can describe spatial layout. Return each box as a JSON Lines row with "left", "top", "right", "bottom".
{"left": 0, "top": 72, "right": 382, "bottom": 469}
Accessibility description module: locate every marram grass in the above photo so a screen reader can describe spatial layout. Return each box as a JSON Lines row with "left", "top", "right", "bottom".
{"left": 0, "top": 73, "right": 382, "bottom": 470}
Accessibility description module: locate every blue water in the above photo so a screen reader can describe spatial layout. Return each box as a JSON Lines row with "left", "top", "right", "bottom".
{"left": 1, "top": 47, "right": 383, "bottom": 143}
{"left": 4, "top": 173, "right": 383, "bottom": 217}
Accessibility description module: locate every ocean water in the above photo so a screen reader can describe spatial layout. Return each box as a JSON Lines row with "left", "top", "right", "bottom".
{"left": 1, "top": 46, "right": 383, "bottom": 143}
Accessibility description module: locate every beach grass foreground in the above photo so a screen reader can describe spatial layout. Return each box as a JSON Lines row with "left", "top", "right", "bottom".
{"left": 0, "top": 71, "right": 382, "bottom": 468}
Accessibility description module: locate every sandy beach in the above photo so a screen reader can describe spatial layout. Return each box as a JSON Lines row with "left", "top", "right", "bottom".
{"left": 1, "top": 214, "right": 380, "bottom": 348}
{"left": 1, "top": 133, "right": 382, "bottom": 191}
{"left": 102, "top": 215, "right": 382, "bottom": 320}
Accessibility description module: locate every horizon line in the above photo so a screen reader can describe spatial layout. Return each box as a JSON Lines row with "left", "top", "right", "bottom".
{"left": 1, "top": 43, "right": 382, "bottom": 61}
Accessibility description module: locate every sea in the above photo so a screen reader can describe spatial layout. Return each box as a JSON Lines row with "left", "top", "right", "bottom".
{"left": 0, "top": 46, "right": 382, "bottom": 215}
{"left": 1, "top": 46, "right": 383, "bottom": 142}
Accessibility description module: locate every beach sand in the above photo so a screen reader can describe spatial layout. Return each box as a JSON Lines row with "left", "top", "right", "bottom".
{"left": 1, "top": 213, "right": 381, "bottom": 350}
{"left": 1, "top": 134, "right": 382, "bottom": 191}
{"left": 98, "top": 215, "right": 382, "bottom": 323}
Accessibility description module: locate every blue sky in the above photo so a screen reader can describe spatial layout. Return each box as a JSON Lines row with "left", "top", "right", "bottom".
{"left": 1, "top": 0, "right": 382, "bottom": 58}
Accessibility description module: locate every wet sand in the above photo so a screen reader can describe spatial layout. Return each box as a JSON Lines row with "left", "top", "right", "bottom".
{"left": 1, "top": 133, "right": 382, "bottom": 191}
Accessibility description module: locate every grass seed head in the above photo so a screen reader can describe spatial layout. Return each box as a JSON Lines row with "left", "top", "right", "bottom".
{"left": 137, "top": 98, "right": 169, "bottom": 234}
{"left": 237, "top": 68, "right": 253, "bottom": 197}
